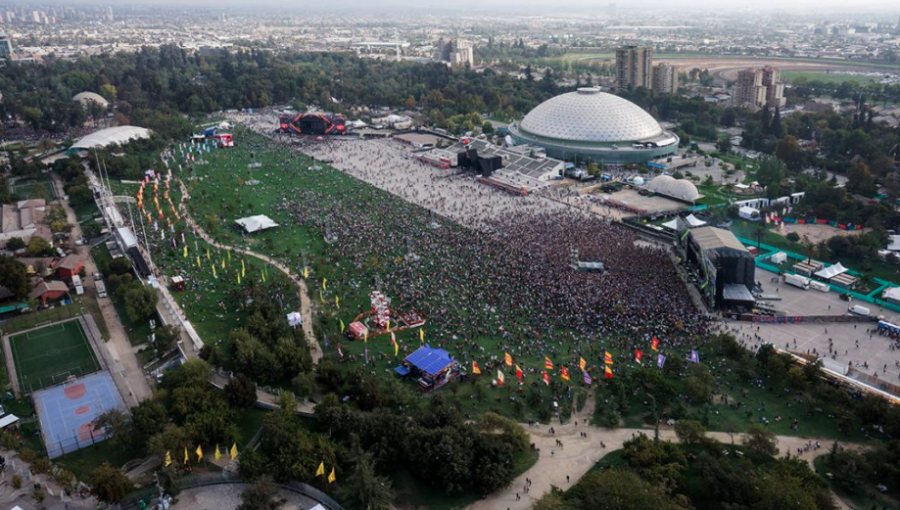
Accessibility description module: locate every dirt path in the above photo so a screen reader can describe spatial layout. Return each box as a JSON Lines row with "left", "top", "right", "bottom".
{"left": 176, "top": 179, "right": 322, "bottom": 364}
{"left": 467, "top": 416, "right": 854, "bottom": 510}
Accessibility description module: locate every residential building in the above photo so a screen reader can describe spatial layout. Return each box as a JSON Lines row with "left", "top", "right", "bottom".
{"left": 734, "top": 69, "right": 768, "bottom": 108}
{"left": 0, "top": 31, "right": 12, "bottom": 58}
{"left": 434, "top": 38, "right": 474, "bottom": 68}
{"left": 616, "top": 45, "right": 653, "bottom": 90}
{"left": 761, "top": 66, "right": 785, "bottom": 108}
{"left": 651, "top": 62, "right": 678, "bottom": 94}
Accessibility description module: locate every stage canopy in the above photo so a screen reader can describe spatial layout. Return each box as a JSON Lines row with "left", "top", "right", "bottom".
{"left": 404, "top": 346, "right": 455, "bottom": 377}
{"left": 235, "top": 215, "right": 279, "bottom": 233}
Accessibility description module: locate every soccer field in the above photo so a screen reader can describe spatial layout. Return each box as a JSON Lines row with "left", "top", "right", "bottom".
{"left": 9, "top": 320, "right": 101, "bottom": 393}
{"left": 12, "top": 179, "right": 57, "bottom": 200}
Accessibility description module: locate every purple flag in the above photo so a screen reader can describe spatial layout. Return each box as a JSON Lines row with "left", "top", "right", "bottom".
{"left": 690, "top": 349, "right": 700, "bottom": 363}
{"left": 657, "top": 354, "right": 666, "bottom": 368}
{"left": 583, "top": 371, "right": 592, "bottom": 385}
{"left": 323, "top": 333, "right": 328, "bottom": 348}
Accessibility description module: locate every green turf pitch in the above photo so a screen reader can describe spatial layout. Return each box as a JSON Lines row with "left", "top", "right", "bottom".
{"left": 12, "top": 180, "right": 57, "bottom": 200}
{"left": 9, "top": 321, "right": 101, "bottom": 393}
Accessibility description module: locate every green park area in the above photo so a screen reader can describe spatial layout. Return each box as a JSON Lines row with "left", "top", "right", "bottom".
{"left": 781, "top": 70, "right": 879, "bottom": 84}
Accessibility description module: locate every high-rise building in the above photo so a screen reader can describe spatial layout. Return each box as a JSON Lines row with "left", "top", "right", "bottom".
{"left": 760, "top": 66, "right": 785, "bottom": 108}
{"left": 615, "top": 45, "right": 653, "bottom": 90}
{"left": 0, "top": 31, "right": 12, "bottom": 58}
{"left": 734, "top": 69, "right": 768, "bottom": 108}
{"left": 435, "top": 38, "right": 474, "bottom": 68}
{"left": 651, "top": 63, "right": 678, "bottom": 94}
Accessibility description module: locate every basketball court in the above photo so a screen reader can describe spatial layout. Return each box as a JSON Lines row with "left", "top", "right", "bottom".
{"left": 33, "top": 371, "right": 127, "bottom": 459}
{"left": 8, "top": 319, "right": 102, "bottom": 393}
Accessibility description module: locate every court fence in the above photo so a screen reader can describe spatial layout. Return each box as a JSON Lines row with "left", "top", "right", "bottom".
{"left": 45, "top": 426, "right": 110, "bottom": 459}
{"left": 117, "top": 471, "right": 344, "bottom": 510}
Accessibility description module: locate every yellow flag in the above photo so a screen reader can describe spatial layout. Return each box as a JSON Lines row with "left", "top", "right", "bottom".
{"left": 183, "top": 447, "right": 188, "bottom": 463}
{"left": 419, "top": 328, "right": 424, "bottom": 343}
{"left": 196, "top": 255, "right": 201, "bottom": 268}
{"left": 165, "top": 450, "right": 172, "bottom": 467}
{"left": 227, "top": 250, "right": 231, "bottom": 261}
{"left": 335, "top": 296, "right": 340, "bottom": 308}
{"left": 319, "top": 289, "right": 324, "bottom": 303}
{"left": 386, "top": 319, "right": 390, "bottom": 331}
{"left": 364, "top": 330, "right": 368, "bottom": 343}
{"left": 316, "top": 462, "right": 325, "bottom": 477}
{"left": 196, "top": 445, "right": 203, "bottom": 461}
{"left": 303, "top": 267, "right": 309, "bottom": 279}
{"left": 241, "top": 259, "right": 245, "bottom": 278}
{"left": 322, "top": 278, "right": 328, "bottom": 291}
{"left": 212, "top": 264, "right": 216, "bottom": 277}
{"left": 214, "top": 445, "right": 221, "bottom": 461}
{"left": 393, "top": 333, "right": 398, "bottom": 357}
{"left": 221, "top": 259, "right": 226, "bottom": 269}
{"left": 261, "top": 271, "right": 266, "bottom": 283}
{"left": 230, "top": 443, "right": 238, "bottom": 460}
{"left": 579, "top": 357, "right": 586, "bottom": 371}
{"left": 206, "top": 248, "right": 210, "bottom": 261}
{"left": 237, "top": 273, "right": 241, "bottom": 285}
{"left": 183, "top": 246, "right": 188, "bottom": 258}
{"left": 328, "top": 467, "right": 336, "bottom": 483}
{"left": 340, "top": 319, "right": 345, "bottom": 332}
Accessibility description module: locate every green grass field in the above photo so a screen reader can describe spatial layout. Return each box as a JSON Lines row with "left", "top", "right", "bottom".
{"left": 9, "top": 320, "right": 101, "bottom": 393}
{"left": 12, "top": 179, "right": 57, "bottom": 200}
{"left": 781, "top": 70, "right": 879, "bottom": 84}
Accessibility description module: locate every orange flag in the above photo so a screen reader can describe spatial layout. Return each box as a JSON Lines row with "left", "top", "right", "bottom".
{"left": 505, "top": 352, "right": 513, "bottom": 367}
{"left": 472, "top": 361, "right": 481, "bottom": 375}
{"left": 544, "top": 357, "right": 554, "bottom": 370}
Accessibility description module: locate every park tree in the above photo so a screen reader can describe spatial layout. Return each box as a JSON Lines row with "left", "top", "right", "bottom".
{"left": 481, "top": 121, "right": 494, "bottom": 135}
{"left": 225, "top": 373, "right": 258, "bottom": 408}
{"left": 566, "top": 470, "right": 690, "bottom": 510}
{"left": 846, "top": 161, "right": 877, "bottom": 196}
{"left": 756, "top": 158, "right": 785, "bottom": 188}
{"left": 89, "top": 462, "right": 133, "bottom": 504}
{"left": 336, "top": 440, "right": 394, "bottom": 510}
{"left": 26, "top": 236, "right": 53, "bottom": 256}
{"left": 716, "top": 136, "right": 732, "bottom": 154}
{"left": 152, "top": 324, "right": 180, "bottom": 353}
{"left": 0, "top": 256, "right": 30, "bottom": 298}
{"left": 120, "top": 281, "right": 158, "bottom": 322}
{"left": 236, "top": 476, "right": 284, "bottom": 510}
{"left": 5, "top": 237, "right": 26, "bottom": 251}
{"left": 100, "top": 83, "right": 117, "bottom": 104}
{"left": 742, "top": 424, "right": 778, "bottom": 456}
{"left": 93, "top": 409, "right": 134, "bottom": 446}
{"left": 674, "top": 419, "right": 708, "bottom": 446}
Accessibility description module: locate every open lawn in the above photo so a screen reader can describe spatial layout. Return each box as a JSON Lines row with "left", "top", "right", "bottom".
{"left": 57, "top": 439, "right": 144, "bottom": 481}
{"left": 9, "top": 319, "right": 101, "bottom": 393}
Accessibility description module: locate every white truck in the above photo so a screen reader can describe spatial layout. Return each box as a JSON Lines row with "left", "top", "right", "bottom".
{"left": 784, "top": 274, "right": 810, "bottom": 290}
{"left": 71, "top": 275, "right": 84, "bottom": 296}
{"left": 849, "top": 305, "right": 871, "bottom": 316}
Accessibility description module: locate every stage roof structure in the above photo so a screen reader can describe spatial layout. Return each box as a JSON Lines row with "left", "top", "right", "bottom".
{"left": 235, "top": 215, "right": 279, "bottom": 233}
{"left": 690, "top": 226, "right": 748, "bottom": 253}
{"left": 403, "top": 346, "right": 455, "bottom": 377}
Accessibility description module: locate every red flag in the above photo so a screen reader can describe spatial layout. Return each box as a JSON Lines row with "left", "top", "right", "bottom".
{"left": 542, "top": 370, "right": 550, "bottom": 386}
{"left": 515, "top": 364, "right": 523, "bottom": 381}
{"left": 651, "top": 338, "right": 659, "bottom": 351}
{"left": 635, "top": 349, "right": 643, "bottom": 363}
{"left": 337, "top": 344, "right": 344, "bottom": 359}
{"left": 604, "top": 352, "right": 613, "bottom": 365}
{"left": 497, "top": 369, "right": 505, "bottom": 387}
{"left": 561, "top": 366, "right": 570, "bottom": 381}
{"left": 605, "top": 366, "right": 614, "bottom": 379}
{"left": 544, "top": 357, "right": 554, "bottom": 370}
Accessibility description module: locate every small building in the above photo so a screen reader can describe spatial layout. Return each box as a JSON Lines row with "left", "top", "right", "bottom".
{"left": 739, "top": 206, "right": 760, "bottom": 221}
{"left": 347, "top": 321, "right": 368, "bottom": 341}
{"left": 394, "top": 345, "right": 458, "bottom": 392}
{"left": 882, "top": 287, "right": 900, "bottom": 307}
{"left": 28, "top": 280, "right": 69, "bottom": 305}
{"left": 792, "top": 260, "right": 824, "bottom": 277}
{"left": 55, "top": 255, "right": 84, "bottom": 281}
{"left": 171, "top": 276, "right": 185, "bottom": 291}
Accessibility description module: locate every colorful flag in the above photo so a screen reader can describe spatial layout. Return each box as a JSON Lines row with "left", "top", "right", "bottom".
{"left": 584, "top": 371, "right": 592, "bottom": 385}
{"left": 338, "top": 344, "right": 344, "bottom": 359}
{"left": 241, "top": 259, "right": 245, "bottom": 278}
{"left": 605, "top": 366, "right": 614, "bottom": 379}
{"left": 230, "top": 443, "right": 238, "bottom": 460}
{"left": 340, "top": 319, "right": 345, "bottom": 332}
{"left": 473, "top": 361, "right": 481, "bottom": 375}
{"left": 328, "top": 467, "right": 336, "bottom": 484}
{"left": 316, "top": 462, "right": 325, "bottom": 477}
{"left": 165, "top": 451, "right": 172, "bottom": 467}
{"left": 657, "top": 354, "right": 666, "bottom": 368}
{"left": 419, "top": 328, "right": 424, "bottom": 343}
{"left": 505, "top": 352, "right": 513, "bottom": 367}
{"left": 515, "top": 364, "right": 523, "bottom": 381}
{"left": 335, "top": 296, "right": 340, "bottom": 308}
{"left": 392, "top": 335, "right": 399, "bottom": 357}
{"left": 635, "top": 349, "right": 643, "bottom": 363}
{"left": 212, "top": 264, "right": 216, "bottom": 277}
{"left": 545, "top": 357, "right": 554, "bottom": 370}
{"left": 364, "top": 330, "right": 368, "bottom": 343}
{"left": 183, "top": 246, "right": 188, "bottom": 258}
{"left": 238, "top": 273, "right": 241, "bottom": 285}
{"left": 196, "top": 255, "right": 201, "bottom": 268}
{"left": 579, "top": 357, "right": 586, "bottom": 371}
{"left": 183, "top": 447, "right": 189, "bottom": 463}
{"left": 561, "top": 366, "right": 570, "bottom": 381}
{"left": 690, "top": 349, "right": 700, "bottom": 363}
{"left": 497, "top": 369, "right": 505, "bottom": 387}
{"left": 542, "top": 370, "right": 550, "bottom": 386}
{"left": 605, "top": 352, "right": 613, "bottom": 365}
{"left": 303, "top": 266, "right": 309, "bottom": 279}
{"left": 215, "top": 445, "right": 221, "bottom": 461}
{"left": 206, "top": 248, "right": 210, "bottom": 261}
{"left": 322, "top": 278, "right": 327, "bottom": 291}
{"left": 651, "top": 337, "right": 659, "bottom": 351}
{"left": 196, "top": 445, "right": 203, "bottom": 461}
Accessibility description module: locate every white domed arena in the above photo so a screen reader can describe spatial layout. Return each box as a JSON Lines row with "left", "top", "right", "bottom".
{"left": 508, "top": 88, "right": 679, "bottom": 164}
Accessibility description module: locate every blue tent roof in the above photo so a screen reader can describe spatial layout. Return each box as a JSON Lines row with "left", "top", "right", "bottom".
{"left": 404, "top": 346, "right": 455, "bottom": 377}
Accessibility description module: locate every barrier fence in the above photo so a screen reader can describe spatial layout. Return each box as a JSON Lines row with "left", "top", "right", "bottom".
{"left": 117, "top": 471, "right": 343, "bottom": 510}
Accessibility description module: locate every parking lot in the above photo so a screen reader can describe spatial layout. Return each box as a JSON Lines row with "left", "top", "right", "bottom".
{"left": 729, "top": 268, "right": 900, "bottom": 384}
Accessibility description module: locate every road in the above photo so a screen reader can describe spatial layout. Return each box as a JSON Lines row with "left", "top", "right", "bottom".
{"left": 52, "top": 175, "right": 152, "bottom": 406}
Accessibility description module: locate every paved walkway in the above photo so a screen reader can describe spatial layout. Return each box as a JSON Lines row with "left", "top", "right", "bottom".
{"left": 0, "top": 447, "right": 99, "bottom": 509}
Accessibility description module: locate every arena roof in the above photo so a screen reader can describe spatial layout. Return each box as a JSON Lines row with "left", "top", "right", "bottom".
{"left": 69, "top": 126, "right": 151, "bottom": 152}
{"left": 72, "top": 91, "right": 109, "bottom": 109}
{"left": 517, "top": 88, "right": 664, "bottom": 144}
{"left": 647, "top": 175, "right": 701, "bottom": 202}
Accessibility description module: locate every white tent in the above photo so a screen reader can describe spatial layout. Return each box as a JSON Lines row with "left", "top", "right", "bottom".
{"left": 286, "top": 312, "right": 303, "bottom": 328}
{"left": 883, "top": 286, "right": 900, "bottom": 303}
{"left": 888, "top": 235, "right": 900, "bottom": 251}
{"left": 738, "top": 206, "right": 760, "bottom": 221}
{"left": 814, "top": 263, "right": 849, "bottom": 280}
{"left": 685, "top": 214, "right": 707, "bottom": 227}
{"left": 770, "top": 252, "right": 787, "bottom": 264}
{"left": 661, "top": 218, "right": 679, "bottom": 231}
{"left": 0, "top": 414, "right": 20, "bottom": 429}
{"left": 235, "top": 215, "right": 279, "bottom": 233}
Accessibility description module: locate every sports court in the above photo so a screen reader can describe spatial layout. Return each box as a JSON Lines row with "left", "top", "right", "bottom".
{"left": 33, "top": 371, "right": 127, "bottom": 459}
{"left": 9, "top": 320, "right": 101, "bottom": 393}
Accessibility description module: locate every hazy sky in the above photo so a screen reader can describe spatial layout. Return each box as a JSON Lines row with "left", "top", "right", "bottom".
{"left": 22, "top": 0, "right": 900, "bottom": 14}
